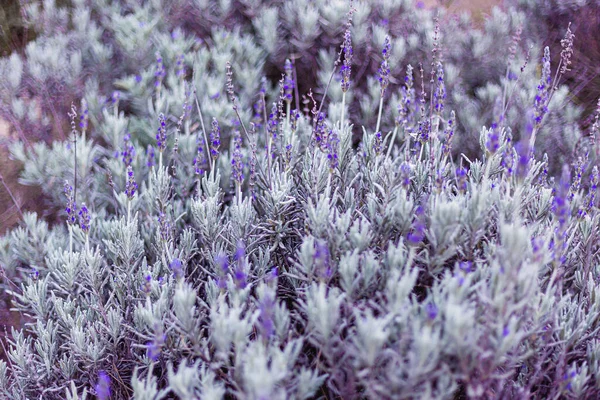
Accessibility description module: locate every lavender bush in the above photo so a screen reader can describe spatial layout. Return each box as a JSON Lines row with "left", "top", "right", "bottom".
{"left": 1, "top": 0, "right": 600, "bottom": 399}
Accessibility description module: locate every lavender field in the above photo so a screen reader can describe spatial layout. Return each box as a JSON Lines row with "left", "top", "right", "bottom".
{"left": 0, "top": 0, "right": 599, "bottom": 399}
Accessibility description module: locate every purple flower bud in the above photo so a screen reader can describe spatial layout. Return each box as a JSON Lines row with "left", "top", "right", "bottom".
{"left": 400, "top": 162, "right": 411, "bottom": 189}
{"left": 141, "top": 273, "right": 152, "bottom": 295}
{"left": 146, "top": 145, "right": 155, "bottom": 167}
{"left": 378, "top": 36, "right": 392, "bottom": 95}
{"left": 78, "top": 203, "right": 90, "bottom": 233}
{"left": 125, "top": 165, "right": 138, "bottom": 199}
{"left": 146, "top": 333, "right": 165, "bottom": 361}
{"left": 169, "top": 258, "right": 183, "bottom": 280}
{"left": 341, "top": 28, "right": 353, "bottom": 93}
{"left": 407, "top": 205, "right": 426, "bottom": 245}
{"left": 325, "top": 129, "right": 339, "bottom": 171}
{"left": 426, "top": 303, "right": 438, "bottom": 320}
{"left": 156, "top": 114, "right": 167, "bottom": 152}
{"left": 456, "top": 167, "right": 467, "bottom": 193}
{"left": 155, "top": 52, "right": 165, "bottom": 87}
{"left": 121, "top": 133, "right": 136, "bottom": 167}
{"left": 210, "top": 118, "right": 221, "bottom": 160}
{"left": 95, "top": 371, "right": 111, "bottom": 400}
{"left": 314, "top": 240, "right": 332, "bottom": 279}
{"left": 533, "top": 47, "right": 552, "bottom": 128}
{"left": 64, "top": 181, "right": 77, "bottom": 225}
{"left": 258, "top": 293, "right": 276, "bottom": 339}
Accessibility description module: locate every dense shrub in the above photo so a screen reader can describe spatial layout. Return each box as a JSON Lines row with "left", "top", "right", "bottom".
{"left": 1, "top": 0, "right": 600, "bottom": 399}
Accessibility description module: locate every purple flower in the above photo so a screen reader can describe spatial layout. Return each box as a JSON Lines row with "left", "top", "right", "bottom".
{"left": 155, "top": 52, "right": 165, "bottom": 88}
{"left": 158, "top": 212, "right": 171, "bottom": 241}
{"left": 193, "top": 140, "right": 206, "bottom": 176}
{"left": 215, "top": 253, "right": 229, "bottom": 289}
{"left": 156, "top": 114, "right": 167, "bottom": 152}
{"left": 258, "top": 293, "right": 276, "bottom": 339}
{"left": 400, "top": 162, "right": 411, "bottom": 189}
{"left": 125, "top": 165, "right": 137, "bottom": 199}
{"left": 314, "top": 240, "right": 332, "bottom": 279}
{"left": 515, "top": 140, "right": 530, "bottom": 179}
{"left": 169, "top": 258, "right": 183, "bottom": 280}
{"left": 486, "top": 128, "right": 500, "bottom": 154}
{"left": 146, "top": 332, "right": 165, "bottom": 361}
{"left": 78, "top": 203, "right": 90, "bottom": 233}
{"left": 533, "top": 47, "right": 551, "bottom": 128}
{"left": 378, "top": 36, "right": 392, "bottom": 95}
{"left": 397, "top": 65, "right": 415, "bottom": 129}
{"left": 325, "top": 129, "right": 339, "bottom": 171}
{"left": 441, "top": 111, "right": 455, "bottom": 157}
{"left": 210, "top": 118, "right": 221, "bottom": 160}
{"left": 313, "top": 112, "right": 327, "bottom": 150}
{"left": 176, "top": 54, "right": 185, "bottom": 77}
{"left": 426, "top": 303, "right": 438, "bottom": 320}
{"left": 341, "top": 28, "right": 353, "bottom": 93}
{"left": 502, "top": 326, "right": 510, "bottom": 337}
{"left": 79, "top": 99, "right": 88, "bottom": 131}
{"left": 141, "top": 273, "right": 152, "bottom": 295}
{"left": 456, "top": 167, "right": 467, "bottom": 193}
{"left": 373, "top": 131, "right": 383, "bottom": 155}
{"left": 95, "top": 371, "right": 111, "bottom": 400}
{"left": 121, "top": 133, "right": 136, "bottom": 167}
{"left": 290, "top": 109, "right": 301, "bottom": 132}
{"left": 459, "top": 261, "right": 472, "bottom": 273}
{"left": 146, "top": 145, "right": 156, "bottom": 167}
{"left": 64, "top": 181, "right": 77, "bottom": 225}
{"left": 407, "top": 205, "right": 426, "bottom": 245}
{"left": 553, "top": 165, "right": 571, "bottom": 230}
{"left": 233, "top": 241, "right": 248, "bottom": 289}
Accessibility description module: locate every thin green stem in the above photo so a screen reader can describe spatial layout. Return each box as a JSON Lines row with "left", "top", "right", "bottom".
{"left": 375, "top": 96, "right": 384, "bottom": 136}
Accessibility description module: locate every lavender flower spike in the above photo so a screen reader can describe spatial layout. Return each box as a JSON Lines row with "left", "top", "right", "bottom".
{"left": 210, "top": 118, "right": 221, "bottom": 160}
{"left": 64, "top": 181, "right": 77, "bottom": 225}
{"left": 125, "top": 165, "right": 138, "bottom": 199}
{"left": 341, "top": 28, "right": 353, "bottom": 93}
{"left": 378, "top": 36, "right": 392, "bottom": 96}
{"left": 78, "top": 203, "right": 90, "bottom": 233}
{"left": 156, "top": 113, "right": 167, "bottom": 152}
{"left": 533, "top": 47, "right": 551, "bottom": 129}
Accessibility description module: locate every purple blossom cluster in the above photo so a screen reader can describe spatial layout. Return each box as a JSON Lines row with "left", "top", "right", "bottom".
{"left": 340, "top": 28, "right": 353, "bottom": 93}
{"left": 125, "top": 165, "right": 137, "bottom": 199}
{"left": 533, "top": 47, "right": 551, "bottom": 128}
{"left": 63, "top": 181, "right": 77, "bottom": 225}
{"left": 378, "top": 36, "right": 392, "bottom": 95}
{"left": 155, "top": 52, "right": 165, "bottom": 88}
{"left": 78, "top": 203, "right": 90, "bottom": 233}
{"left": 210, "top": 118, "right": 221, "bottom": 160}
{"left": 156, "top": 113, "right": 167, "bottom": 152}
{"left": 121, "top": 133, "right": 135, "bottom": 166}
